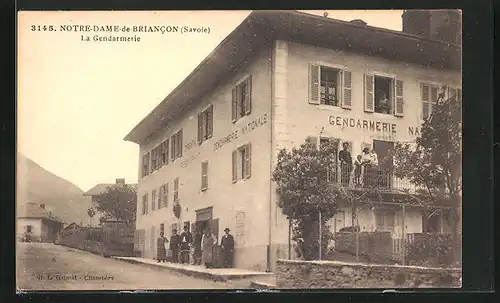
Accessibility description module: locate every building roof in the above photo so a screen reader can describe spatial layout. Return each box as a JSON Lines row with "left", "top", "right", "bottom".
{"left": 18, "top": 202, "right": 65, "bottom": 224}
{"left": 83, "top": 183, "right": 138, "bottom": 197}
{"left": 124, "top": 10, "right": 461, "bottom": 144}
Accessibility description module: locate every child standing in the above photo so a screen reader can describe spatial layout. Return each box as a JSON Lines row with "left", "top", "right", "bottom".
{"left": 354, "top": 155, "right": 362, "bottom": 186}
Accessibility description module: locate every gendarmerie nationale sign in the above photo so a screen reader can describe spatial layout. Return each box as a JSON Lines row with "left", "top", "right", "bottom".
{"left": 329, "top": 115, "right": 397, "bottom": 134}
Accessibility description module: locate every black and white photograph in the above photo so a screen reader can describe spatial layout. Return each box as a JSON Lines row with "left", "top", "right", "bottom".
{"left": 16, "top": 10, "right": 462, "bottom": 290}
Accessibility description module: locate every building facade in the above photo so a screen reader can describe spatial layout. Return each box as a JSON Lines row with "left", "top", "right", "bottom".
{"left": 125, "top": 10, "right": 461, "bottom": 271}
{"left": 17, "top": 203, "right": 65, "bottom": 242}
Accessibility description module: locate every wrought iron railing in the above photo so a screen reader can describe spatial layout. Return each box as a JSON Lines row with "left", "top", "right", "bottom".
{"left": 328, "top": 163, "right": 422, "bottom": 194}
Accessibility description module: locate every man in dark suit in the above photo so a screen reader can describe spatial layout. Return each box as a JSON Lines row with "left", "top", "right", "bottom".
{"left": 179, "top": 226, "right": 193, "bottom": 264}
{"left": 220, "top": 228, "right": 235, "bottom": 268}
{"left": 170, "top": 229, "right": 181, "bottom": 263}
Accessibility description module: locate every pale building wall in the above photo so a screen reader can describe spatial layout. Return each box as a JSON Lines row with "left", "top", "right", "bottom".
{"left": 16, "top": 218, "right": 43, "bottom": 242}
{"left": 135, "top": 46, "right": 274, "bottom": 271}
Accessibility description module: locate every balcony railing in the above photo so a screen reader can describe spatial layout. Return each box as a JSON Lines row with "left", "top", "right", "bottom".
{"left": 328, "top": 163, "right": 423, "bottom": 194}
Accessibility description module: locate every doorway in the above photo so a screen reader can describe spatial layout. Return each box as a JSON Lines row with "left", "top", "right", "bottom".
{"left": 373, "top": 140, "right": 395, "bottom": 189}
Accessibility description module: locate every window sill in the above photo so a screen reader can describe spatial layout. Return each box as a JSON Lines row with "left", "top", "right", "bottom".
{"left": 314, "top": 104, "right": 348, "bottom": 112}
{"left": 369, "top": 112, "right": 401, "bottom": 120}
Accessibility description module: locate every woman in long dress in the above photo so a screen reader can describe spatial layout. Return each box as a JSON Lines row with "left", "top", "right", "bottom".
{"left": 157, "top": 232, "right": 168, "bottom": 262}
{"left": 201, "top": 230, "right": 216, "bottom": 268}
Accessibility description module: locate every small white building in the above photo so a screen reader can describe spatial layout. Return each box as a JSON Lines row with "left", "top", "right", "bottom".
{"left": 124, "top": 10, "right": 461, "bottom": 271}
{"left": 17, "top": 203, "right": 65, "bottom": 242}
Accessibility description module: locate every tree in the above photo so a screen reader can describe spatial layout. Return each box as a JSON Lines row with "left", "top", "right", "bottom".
{"left": 272, "top": 137, "right": 340, "bottom": 260}
{"left": 92, "top": 184, "right": 137, "bottom": 226}
{"left": 392, "top": 86, "right": 461, "bottom": 261}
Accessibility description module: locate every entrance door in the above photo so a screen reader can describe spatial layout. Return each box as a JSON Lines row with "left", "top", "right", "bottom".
{"left": 373, "top": 140, "right": 395, "bottom": 189}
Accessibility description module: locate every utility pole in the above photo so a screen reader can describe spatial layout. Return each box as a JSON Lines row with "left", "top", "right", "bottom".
{"left": 317, "top": 127, "right": 324, "bottom": 260}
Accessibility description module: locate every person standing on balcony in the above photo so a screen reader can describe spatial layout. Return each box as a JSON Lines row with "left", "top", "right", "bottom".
{"left": 338, "top": 142, "right": 353, "bottom": 186}
{"left": 354, "top": 155, "right": 363, "bottom": 187}
{"left": 361, "top": 147, "right": 373, "bottom": 187}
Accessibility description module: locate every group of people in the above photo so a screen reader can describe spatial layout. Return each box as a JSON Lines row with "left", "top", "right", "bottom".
{"left": 156, "top": 226, "right": 235, "bottom": 269}
{"left": 338, "top": 142, "right": 380, "bottom": 187}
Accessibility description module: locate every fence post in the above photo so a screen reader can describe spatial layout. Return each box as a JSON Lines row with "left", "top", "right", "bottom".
{"left": 319, "top": 211, "right": 322, "bottom": 260}
{"left": 288, "top": 219, "right": 291, "bottom": 260}
{"left": 402, "top": 203, "right": 406, "bottom": 266}
{"left": 355, "top": 215, "right": 359, "bottom": 262}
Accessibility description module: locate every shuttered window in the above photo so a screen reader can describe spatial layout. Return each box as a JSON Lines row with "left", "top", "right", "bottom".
{"left": 151, "top": 189, "right": 156, "bottom": 211}
{"left": 170, "top": 130, "right": 183, "bottom": 161}
{"left": 232, "top": 76, "right": 252, "bottom": 123}
{"left": 142, "top": 194, "right": 148, "bottom": 215}
{"left": 161, "top": 139, "right": 169, "bottom": 166}
{"left": 201, "top": 161, "right": 209, "bottom": 191}
{"left": 364, "top": 74, "right": 375, "bottom": 112}
{"left": 158, "top": 186, "right": 163, "bottom": 210}
{"left": 232, "top": 143, "right": 252, "bottom": 183}
{"left": 163, "top": 183, "right": 169, "bottom": 208}
{"left": 173, "top": 178, "right": 179, "bottom": 203}
{"left": 142, "top": 153, "right": 150, "bottom": 178}
{"left": 394, "top": 79, "right": 404, "bottom": 117}
{"left": 197, "top": 105, "right": 214, "bottom": 144}
{"left": 342, "top": 70, "right": 352, "bottom": 109}
{"left": 309, "top": 63, "right": 351, "bottom": 108}
{"left": 421, "top": 83, "right": 441, "bottom": 120}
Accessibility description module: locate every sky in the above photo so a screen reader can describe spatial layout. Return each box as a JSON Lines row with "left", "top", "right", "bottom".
{"left": 17, "top": 10, "right": 403, "bottom": 192}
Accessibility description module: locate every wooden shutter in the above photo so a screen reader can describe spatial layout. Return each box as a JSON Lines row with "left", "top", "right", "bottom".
{"left": 244, "top": 143, "right": 251, "bottom": 179}
{"left": 201, "top": 161, "right": 208, "bottom": 190}
{"left": 394, "top": 79, "right": 404, "bottom": 117}
{"left": 232, "top": 150, "right": 238, "bottom": 183}
{"left": 364, "top": 74, "right": 374, "bottom": 112}
{"left": 171, "top": 135, "right": 176, "bottom": 161}
{"left": 178, "top": 130, "right": 183, "bottom": 157}
{"left": 232, "top": 87, "right": 237, "bottom": 123}
{"left": 151, "top": 190, "right": 156, "bottom": 211}
{"left": 342, "top": 70, "right": 352, "bottom": 109}
{"left": 244, "top": 76, "right": 252, "bottom": 115}
{"left": 164, "top": 183, "right": 169, "bottom": 207}
{"left": 309, "top": 63, "right": 320, "bottom": 104}
{"left": 158, "top": 186, "right": 163, "bottom": 209}
{"left": 197, "top": 113, "right": 203, "bottom": 144}
{"left": 207, "top": 105, "right": 213, "bottom": 138}
{"left": 165, "top": 139, "right": 169, "bottom": 165}
{"left": 421, "top": 84, "right": 430, "bottom": 119}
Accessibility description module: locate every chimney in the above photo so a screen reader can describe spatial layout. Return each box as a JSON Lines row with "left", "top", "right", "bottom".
{"left": 116, "top": 178, "right": 125, "bottom": 185}
{"left": 402, "top": 10, "right": 431, "bottom": 39}
{"left": 40, "top": 203, "right": 45, "bottom": 209}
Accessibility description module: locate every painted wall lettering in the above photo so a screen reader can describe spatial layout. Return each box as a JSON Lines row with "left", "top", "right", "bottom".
{"left": 329, "top": 115, "right": 397, "bottom": 134}
{"left": 180, "top": 151, "right": 201, "bottom": 168}
{"left": 184, "top": 139, "right": 197, "bottom": 152}
{"left": 213, "top": 113, "right": 268, "bottom": 151}
{"left": 408, "top": 126, "right": 421, "bottom": 136}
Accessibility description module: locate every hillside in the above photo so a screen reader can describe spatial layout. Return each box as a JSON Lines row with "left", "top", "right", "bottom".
{"left": 17, "top": 153, "right": 92, "bottom": 225}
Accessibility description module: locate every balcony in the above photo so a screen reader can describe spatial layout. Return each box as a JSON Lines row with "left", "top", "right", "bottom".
{"left": 328, "top": 163, "right": 422, "bottom": 194}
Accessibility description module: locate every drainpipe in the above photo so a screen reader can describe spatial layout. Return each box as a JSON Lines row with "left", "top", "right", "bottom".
{"left": 267, "top": 46, "right": 275, "bottom": 273}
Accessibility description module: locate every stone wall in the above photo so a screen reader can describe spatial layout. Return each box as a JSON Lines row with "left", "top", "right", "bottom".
{"left": 335, "top": 232, "right": 395, "bottom": 263}
{"left": 276, "top": 260, "right": 461, "bottom": 288}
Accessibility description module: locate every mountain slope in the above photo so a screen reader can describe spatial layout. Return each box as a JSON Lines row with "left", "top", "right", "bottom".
{"left": 17, "top": 153, "right": 91, "bottom": 225}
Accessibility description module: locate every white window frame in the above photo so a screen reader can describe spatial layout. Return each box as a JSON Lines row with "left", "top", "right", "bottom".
{"left": 419, "top": 80, "right": 446, "bottom": 120}
{"left": 201, "top": 161, "right": 209, "bottom": 191}
{"left": 371, "top": 71, "right": 397, "bottom": 116}
{"left": 232, "top": 74, "right": 252, "bottom": 123}
{"left": 309, "top": 61, "right": 351, "bottom": 110}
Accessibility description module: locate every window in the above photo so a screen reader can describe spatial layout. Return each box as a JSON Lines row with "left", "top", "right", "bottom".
{"left": 171, "top": 130, "right": 183, "bottom": 161}
{"left": 421, "top": 83, "right": 441, "bottom": 119}
{"left": 198, "top": 105, "right": 213, "bottom": 144}
{"left": 364, "top": 74, "right": 404, "bottom": 116}
{"left": 161, "top": 139, "right": 169, "bottom": 166}
{"left": 162, "top": 183, "right": 169, "bottom": 207}
{"left": 309, "top": 64, "right": 352, "bottom": 109}
{"left": 232, "top": 76, "right": 252, "bottom": 122}
{"left": 142, "top": 194, "right": 148, "bottom": 215}
{"left": 142, "top": 152, "right": 150, "bottom": 178}
{"left": 151, "top": 148, "right": 157, "bottom": 172}
{"left": 158, "top": 186, "right": 163, "bottom": 210}
{"left": 25, "top": 225, "right": 32, "bottom": 233}
{"left": 201, "top": 161, "right": 209, "bottom": 191}
{"left": 160, "top": 223, "right": 165, "bottom": 234}
{"left": 232, "top": 143, "right": 251, "bottom": 183}
{"left": 375, "top": 210, "right": 396, "bottom": 232}
{"left": 173, "top": 178, "right": 179, "bottom": 203}
{"left": 151, "top": 189, "right": 157, "bottom": 211}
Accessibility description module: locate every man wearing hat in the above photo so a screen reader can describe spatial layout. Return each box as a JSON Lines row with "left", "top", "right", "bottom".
{"left": 220, "top": 228, "right": 235, "bottom": 268}
{"left": 169, "top": 229, "right": 181, "bottom": 263}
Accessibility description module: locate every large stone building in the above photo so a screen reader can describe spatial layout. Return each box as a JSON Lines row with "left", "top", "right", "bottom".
{"left": 124, "top": 10, "right": 461, "bottom": 271}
